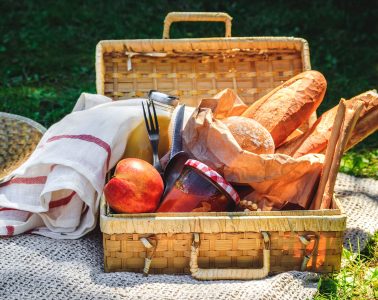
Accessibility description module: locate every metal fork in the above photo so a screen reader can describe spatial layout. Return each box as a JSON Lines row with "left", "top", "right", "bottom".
{"left": 142, "top": 99, "right": 163, "bottom": 174}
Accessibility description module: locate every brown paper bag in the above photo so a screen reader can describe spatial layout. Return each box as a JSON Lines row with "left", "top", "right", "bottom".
{"left": 182, "top": 104, "right": 324, "bottom": 210}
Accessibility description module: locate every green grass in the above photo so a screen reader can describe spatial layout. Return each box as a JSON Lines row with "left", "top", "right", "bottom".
{"left": 0, "top": 1, "right": 376, "bottom": 170}
{"left": 341, "top": 149, "right": 378, "bottom": 179}
{"left": 315, "top": 232, "right": 378, "bottom": 300}
{"left": 0, "top": 1, "right": 377, "bottom": 121}
{"left": 0, "top": 1, "right": 377, "bottom": 298}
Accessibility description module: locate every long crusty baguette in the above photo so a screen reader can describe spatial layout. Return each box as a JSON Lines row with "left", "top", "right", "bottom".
{"left": 277, "top": 90, "right": 378, "bottom": 157}
{"left": 242, "top": 70, "right": 326, "bottom": 146}
{"left": 345, "top": 96, "right": 378, "bottom": 152}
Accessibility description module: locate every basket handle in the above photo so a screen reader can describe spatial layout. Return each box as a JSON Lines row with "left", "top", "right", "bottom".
{"left": 163, "top": 12, "right": 232, "bottom": 39}
{"left": 190, "top": 232, "right": 270, "bottom": 280}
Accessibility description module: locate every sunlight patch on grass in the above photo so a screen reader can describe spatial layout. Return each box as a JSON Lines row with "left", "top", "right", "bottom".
{"left": 315, "top": 232, "right": 378, "bottom": 300}
{"left": 341, "top": 150, "right": 378, "bottom": 180}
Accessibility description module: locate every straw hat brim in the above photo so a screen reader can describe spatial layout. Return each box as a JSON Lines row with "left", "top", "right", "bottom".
{"left": 0, "top": 112, "right": 46, "bottom": 180}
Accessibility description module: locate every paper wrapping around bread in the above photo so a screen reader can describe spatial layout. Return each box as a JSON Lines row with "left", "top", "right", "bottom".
{"left": 182, "top": 105, "right": 324, "bottom": 210}
{"left": 204, "top": 88, "right": 248, "bottom": 119}
{"left": 242, "top": 70, "right": 327, "bottom": 146}
{"left": 277, "top": 90, "right": 378, "bottom": 157}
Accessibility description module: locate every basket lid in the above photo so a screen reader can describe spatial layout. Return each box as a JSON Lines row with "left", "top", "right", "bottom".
{"left": 96, "top": 37, "right": 311, "bottom": 104}
{"left": 96, "top": 11, "right": 315, "bottom": 128}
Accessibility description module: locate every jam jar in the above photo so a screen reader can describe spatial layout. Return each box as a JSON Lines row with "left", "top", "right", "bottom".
{"left": 157, "top": 159, "right": 240, "bottom": 213}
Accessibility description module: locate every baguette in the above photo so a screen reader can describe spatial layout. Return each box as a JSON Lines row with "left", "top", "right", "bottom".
{"left": 345, "top": 93, "right": 378, "bottom": 151}
{"left": 242, "top": 71, "right": 326, "bottom": 146}
{"left": 277, "top": 90, "right": 378, "bottom": 157}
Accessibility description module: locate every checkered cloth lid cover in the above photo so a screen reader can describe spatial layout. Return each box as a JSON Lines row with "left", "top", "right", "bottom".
{"left": 184, "top": 159, "right": 240, "bottom": 204}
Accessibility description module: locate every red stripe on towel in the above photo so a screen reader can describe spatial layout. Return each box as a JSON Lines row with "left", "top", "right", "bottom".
{"left": 46, "top": 134, "right": 111, "bottom": 169}
{"left": 0, "top": 208, "right": 17, "bottom": 212}
{"left": 49, "top": 191, "right": 76, "bottom": 209}
{"left": 6, "top": 225, "right": 14, "bottom": 236}
{"left": 0, "top": 176, "right": 47, "bottom": 188}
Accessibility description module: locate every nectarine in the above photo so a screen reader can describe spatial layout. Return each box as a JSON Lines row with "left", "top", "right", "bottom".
{"left": 104, "top": 158, "right": 164, "bottom": 213}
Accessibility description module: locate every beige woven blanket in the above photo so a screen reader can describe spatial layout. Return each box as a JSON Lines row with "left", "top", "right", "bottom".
{"left": 1, "top": 173, "right": 377, "bottom": 300}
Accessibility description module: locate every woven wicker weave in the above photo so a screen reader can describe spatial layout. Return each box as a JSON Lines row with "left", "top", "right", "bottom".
{"left": 96, "top": 12, "right": 315, "bottom": 127}
{"left": 0, "top": 112, "right": 46, "bottom": 180}
{"left": 101, "top": 197, "right": 345, "bottom": 276}
{"left": 98, "top": 12, "right": 346, "bottom": 279}
{"left": 96, "top": 39, "right": 311, "bottom": 106}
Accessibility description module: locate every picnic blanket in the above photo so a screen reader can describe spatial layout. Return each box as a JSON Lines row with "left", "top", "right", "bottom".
{"left": 1, "top": 173, "right": 377, "bottom": 300}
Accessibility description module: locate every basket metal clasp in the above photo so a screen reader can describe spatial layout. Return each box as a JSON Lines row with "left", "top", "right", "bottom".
{"left": 261, "top": 231, "right": 270, "bottom": 250}
{"left": 140, "top": 235, "right": 158, "bottom": 276}
{"left": 299, "top": 234, "right": 319, "bottom": 271}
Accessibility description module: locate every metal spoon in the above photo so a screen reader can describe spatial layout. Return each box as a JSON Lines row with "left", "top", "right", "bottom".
{"left": 162, "top": 151, "right": 189, "bottom": 199}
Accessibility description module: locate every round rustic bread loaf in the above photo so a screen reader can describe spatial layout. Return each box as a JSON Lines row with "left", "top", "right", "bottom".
{"left": 222, "top": 116, "right": 275, "bottom": 154}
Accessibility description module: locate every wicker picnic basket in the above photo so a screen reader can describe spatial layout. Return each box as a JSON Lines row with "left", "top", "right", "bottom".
{"left": 97, "top": 12, "right": 346, "bottom": 279}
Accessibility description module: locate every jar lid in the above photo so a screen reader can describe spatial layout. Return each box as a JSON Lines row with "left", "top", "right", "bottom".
{"left": 185, "top": 159, "right": 240, "bottom": 204}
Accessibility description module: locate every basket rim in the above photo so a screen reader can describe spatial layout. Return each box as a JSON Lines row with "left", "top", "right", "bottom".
{"left": 100, "top": 194, "right": 345, "bottom": 218}
{"left": 99, "top": 195, "right": 347, "bottom": 235}
{"left": 96, "top": 36, "right": 311, "bottom": 57}
{"left": 97, "top": 36, "right": 310, "bottom": 46}
{"left": 0, "top": 112, "right": 46, "bottom": 135}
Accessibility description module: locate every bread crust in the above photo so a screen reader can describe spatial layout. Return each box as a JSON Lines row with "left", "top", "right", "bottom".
{"left": 277, "top": 90, "right": 378, "bottom": 157}
{"left": 242, "top": 70, "right": 327, "bottom": 146}
{"left": 222, "top": 116, "right": 275, "bottom": 154}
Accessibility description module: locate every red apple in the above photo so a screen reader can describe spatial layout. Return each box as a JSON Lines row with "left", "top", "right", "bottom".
{"left": 104, "top": 158, "right": 164, "bottom": 213}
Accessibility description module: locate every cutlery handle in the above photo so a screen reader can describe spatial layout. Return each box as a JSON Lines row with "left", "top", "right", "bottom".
{"left": 152, "top": 151, "right": 163, "bottom": 174}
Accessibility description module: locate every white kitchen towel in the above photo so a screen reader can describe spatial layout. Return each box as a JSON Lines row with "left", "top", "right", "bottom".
{"left": 0, "top": 93, "right": 172, "bottom": 239}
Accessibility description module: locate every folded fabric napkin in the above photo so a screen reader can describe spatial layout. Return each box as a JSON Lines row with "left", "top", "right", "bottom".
{"left": 0, "top": 93, "right": 172, "bottom": 239}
